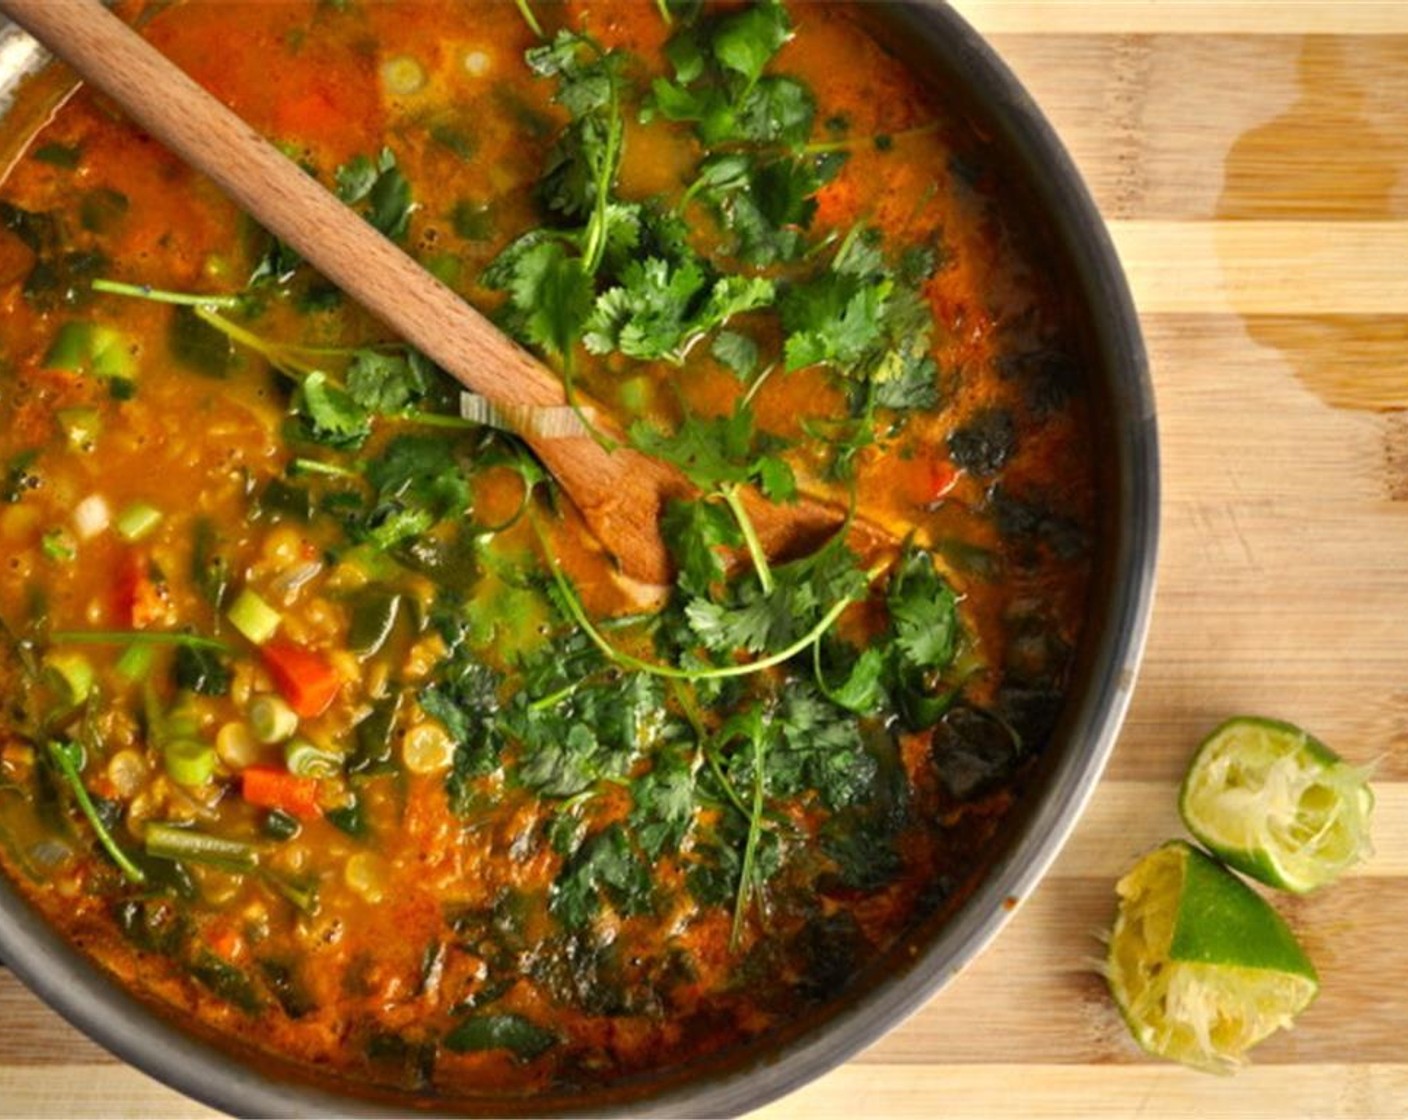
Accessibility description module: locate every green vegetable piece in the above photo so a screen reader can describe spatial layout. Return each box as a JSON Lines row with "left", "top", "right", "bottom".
{"left": 248, "top": 694, "right": 299, "bottom": 745}
{"left": 189, "top": 951, "right": 262, "bottom": 1014}
{"left": 43, "top": 321, "right": 92, "bottom": 371}
{"left": 263, "top": 808, "right": 301, "bottom": 841}
{"left": 33, "top": 143, "right": 80, "bottom": 169}
{"left": 40, "top": 527, "right": 77, "bottom": 562}
{"left": 325, "top": 799, "right": 366, "bottom": 838}
{"left": 164, "top": 739, "right": 216, "bottom": 787}
{"left": 173, "top": 643, "right": 232, "bottom": 697}
{"left": 169, "top": 305, "right": 234, "bottom": 378}
{"left": 350, "top": 693, "right": 400, "bottom": 775}
{"left": 114, "top": 501, "right": 162, "bottom": 542}
{"left": 450, "top": 199, "right": 495, "bottom": 241}
{"left": 347, "top": 588, "right": 401, "bottom": 659}
{"left": 227, "top": 588, "right": 282, "bottom": 646}
{"left": 90, "top": 325, "right": 135, "bottom": 379}
{"left": 43, "top": 650, "right": 93, "bottom": 705}
{"left": 442, "top": 1014, "right": 557, "bottom": 1060}
{"left": 284, "top": 738, "right": 343, "bottom": 779}
{"left": 56, "top": 406, "right": 101, "bottom": 449}
{"left": 79, "top": 188, "right": 129, "bottom": 235}
{"left": 114, "top": 642, "right": 155, "bottom": 683}
{"left": 144, "top": 821, "right": 259, "bottom": 873}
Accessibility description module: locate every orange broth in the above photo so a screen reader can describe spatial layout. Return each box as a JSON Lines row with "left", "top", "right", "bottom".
{"left": 0, "top": 0, "right": 1094, "bottom": 1101}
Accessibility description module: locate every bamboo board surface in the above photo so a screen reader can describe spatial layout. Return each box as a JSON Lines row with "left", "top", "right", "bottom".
{"left": 4, "top": 1, "right": 1408, "bottom": 1117}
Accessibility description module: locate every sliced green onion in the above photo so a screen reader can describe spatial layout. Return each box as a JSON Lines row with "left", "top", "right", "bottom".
{"left": 115, "top": 501, "right": 163, "bottom": 542}
{"left": 227, "top": 588, "right": 282, "bottom": 646}
{"left": 381, "top": 55, "right": 427, "bottom": 95}
{"left": 45, "top": 740, "right": 145, "bottom": 884}
{"left": 144, "top": 821, "right": 259, "bottom": 873}
{"left": 164, "top": 738, "right": 216, "bottom": 787}
{"left": 248, "top": 695, "right": 299, "bottom": 745}
{"left": 42, "top": 650, "right": 93, "bottom": 705}
{"left": 283, "top": 738, "right": 343, "bottom": 779}
{"left": 43, "top": 321, "right": 92, "bottom": 371}
{"left": 56, "top": 406, "right": 101, "bottom": 449}
{"left": 41, "top": 528, "right": 77, "bottom": 563}
{"left": 459, "top": 392, "right": 594, "bottom": 439}
{"left": 114, "top": 642, "right": 155, "bottom": 683}
{"left": 90, "top": 326, "right": 135, "bottom": 379}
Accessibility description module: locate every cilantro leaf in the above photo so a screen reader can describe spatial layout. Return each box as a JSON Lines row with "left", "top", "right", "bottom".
{"left": 628, "top": 400, "right": 790, "bottom": 496}
{"left": 550, "top": 823, "right": 654, "bottom": 929}
{"left": 629, "top": 747, "right": 697, "bottom": 858}
{"left": 692, "top": 152, "right": 842, "bottom": 266}
{"left": 584, "top": 258, "right": 773, "bottom": 363}
{"left": 661, "top": 496, "right": 740, "bottom": 598}
{"left": 357, "top": 433, "right": 472, "bottom": 551}
{"left": 770, "top": 681, "right": 876, "bottom": 809}
{"left": 336, "top": 147, "right": 413, "bottom": 241}
{"left": 344, "top": 348, "right": 431, "bottom": 413}
{"left": 710, "top": 329, "right": 760, "bottom": 379}
{"left": 779, "top": 228, "right": 942, "bottom": 425}
{"left": 712, "top": 1, "right": 792, "bottom": 87}
{"left": 484, "top": 238, "right": 594, "bottom": 356}
{"left": 294, "top": 371, "right": 371, "bottom": 449}
{"left": 887, "top": 547, "right": 959, "bottom": 670}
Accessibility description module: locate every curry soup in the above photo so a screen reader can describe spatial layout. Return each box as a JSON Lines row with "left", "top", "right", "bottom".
{"left": 0, "top": 0, "right": 1093, "bottom": 1101}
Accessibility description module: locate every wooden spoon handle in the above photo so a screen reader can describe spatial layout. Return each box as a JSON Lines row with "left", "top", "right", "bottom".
{"left": 0, "top": 0, "right": 565, "bottom": 410}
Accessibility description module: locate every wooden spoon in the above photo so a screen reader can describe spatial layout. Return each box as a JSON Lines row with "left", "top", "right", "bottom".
{"left": 0, "top": 0, "right": 888, "bottom": 586}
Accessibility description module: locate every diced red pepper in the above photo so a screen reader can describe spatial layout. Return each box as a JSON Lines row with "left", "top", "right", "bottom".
{"left": 241, "top": 764, "right": 321, "bottom": 821}
{"left": 260, "top": 638, "right": 341, "bottom": 718}
{"left": 924, "top": 458, "right": 960, "bottom": 502}
{"left": 114, "top": 551, "right": 170, "bottom": 629}
{"left": 905, "top": 456, "right": 960, "bottom": 507}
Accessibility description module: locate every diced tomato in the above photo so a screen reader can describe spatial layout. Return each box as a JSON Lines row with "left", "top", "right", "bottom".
{"left": 260, "top": 639, "right": 341, "bottom": 718}
{"left": 205, "top": 923, "right": 245, "bottom": 963}
{"left": 114, "top": 552, "right": 171, "bottom": 629}
{"left": 241, "top": 764, "right": 321, "bottom": 821}
{"left": 906, "top": 455, "right": 960, "bottom": 507}
{"left": 924, "top": 458, "right": 960, "bottom": 502}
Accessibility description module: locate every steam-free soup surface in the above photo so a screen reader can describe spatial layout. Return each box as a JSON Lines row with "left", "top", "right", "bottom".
{"left": 0, "top": 0, "right": 1093, "bottom": 1100}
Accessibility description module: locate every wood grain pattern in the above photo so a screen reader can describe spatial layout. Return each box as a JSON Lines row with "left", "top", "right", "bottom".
{"left": 5, "top": 1, "right": 1408, "bottom": 1117}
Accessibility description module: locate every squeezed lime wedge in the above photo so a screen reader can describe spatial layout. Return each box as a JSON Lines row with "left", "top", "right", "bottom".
{"left": 1180, "top": 716, "right": 1374, "bottom": 893}
{"left": 1105, "top": 841, "right": 1319, "bottom": 1073}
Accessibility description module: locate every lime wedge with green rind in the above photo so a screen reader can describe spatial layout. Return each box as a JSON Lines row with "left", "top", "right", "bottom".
{"left": 1106, "top": 841, "right": 1318, "bottom": 1073}
{"left": 1180, "top": 716, "right": 1374, "bottom": 893}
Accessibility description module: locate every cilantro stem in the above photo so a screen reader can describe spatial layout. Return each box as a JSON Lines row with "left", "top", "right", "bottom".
{"left": 46, "top": 740, "right": 146, "bottom": 884}
{"left": 667, "top": 679, "right": 754, "bottom": 819}
{"left": 654, "top": 0, "right": 673, "bottom": 26}
{"left": 289, "top": 457, "right": 360, "bottom": 478}
{"left": 92, "top": 278, "right": 244, "bottom": 309}
{"left": 193, "top": 307, "right": 320, "bottom": 378}
{"left": 544, "top": 540, "right": 858, "bottom": 682}
{"left": 513, "top": 0, "right": 544, "bottom": 38}
{"left": 730, "top": 726, "right": 767, "bottom": 951}
{"left": 740, "top": 361, "right": 779, "bottom": 409}
{"left": 802, "top": 121, "right": 940, "bottom": 156}
{"left": 49, "top": 630, "right": 233, "bottom": 653}
{"left": 720, "top": 484, "right": 773, "bottom": 594}
{"left": 577, "top": 38, "right": 624, "bottom": 278}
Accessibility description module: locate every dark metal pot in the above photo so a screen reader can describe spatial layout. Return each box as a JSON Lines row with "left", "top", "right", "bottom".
{"left": 0, "top": 3, "right": 1158, "bottom": 1116}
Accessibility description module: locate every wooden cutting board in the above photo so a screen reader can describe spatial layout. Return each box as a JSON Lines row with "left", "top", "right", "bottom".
{"left": 4, "top": 1, "right": 1407, "bottom": 1116}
